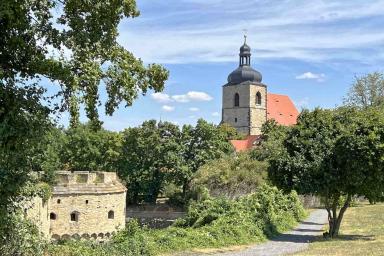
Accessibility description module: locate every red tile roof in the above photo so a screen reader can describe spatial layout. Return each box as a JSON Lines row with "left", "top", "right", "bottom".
{"left": 230, "top": 93, "right": 299, "bottom": 152}
{"left": 267, "top": 93, "right": 299, "bottom": 126}
{"left": 230, "top": 135, "right": 261, "bottom": 152}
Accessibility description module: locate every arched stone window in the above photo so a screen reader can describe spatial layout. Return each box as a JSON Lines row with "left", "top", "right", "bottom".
{"left": 70, "top": 211, "right": 79, "bottom": 222}
{"left": 57, "top": 199, "right": 61, "bottom": 204}
{"left": 234, "top": 93, "right": 240, "bottom": 107}
{"left": 50, "top": 212, "right": 57, "bottom": 220}
{"left": 108, "top": 210, "right": 114, "bottom": 219}
{"left": 256, "top": 91, "right": 262, "bottom": 105}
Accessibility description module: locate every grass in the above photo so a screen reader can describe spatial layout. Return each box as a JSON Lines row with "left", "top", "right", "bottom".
{"left": 295, "top": 202, "right": 384, "bottom": 256}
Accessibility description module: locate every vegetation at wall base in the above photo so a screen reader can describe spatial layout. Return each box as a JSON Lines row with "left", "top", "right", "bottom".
{"left": 46, "top": 185, "right": 306, "bottom": 256}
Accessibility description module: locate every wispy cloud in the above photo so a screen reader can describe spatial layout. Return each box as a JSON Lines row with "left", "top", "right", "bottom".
{"left": 296, "top": 72, "right": 325, "bottom": 82}
{"left": 189, "top": 107, "right": 199, "bottom": 112}
{"left": 152, "top": 91, "right": 213, "bottom": 104}
{"left": 118, "top": 0, "right": 384, "bottom": 64}
{"left": 211, "top": 112, "right": 220, "bottom": 117}
{"left": 172, "top": 91, "right": 213, "bottom": 102}
{"left": 162, "top": 105, "right": 175, "bottom": 112}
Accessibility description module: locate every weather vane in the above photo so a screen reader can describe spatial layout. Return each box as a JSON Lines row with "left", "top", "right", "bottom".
{"left": 243, "top": 29, "right": 248, "bottom": 43}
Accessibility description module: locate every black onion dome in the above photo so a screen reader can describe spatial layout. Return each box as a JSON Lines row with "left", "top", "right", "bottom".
{"left": 227, "top": 66, "right": 262, "bottom": 84}
{"left": 227, "top": 38, "right": 262, "bottom": 85}
{"left": 240, "top": 43, "right": 251, "bottom": 55}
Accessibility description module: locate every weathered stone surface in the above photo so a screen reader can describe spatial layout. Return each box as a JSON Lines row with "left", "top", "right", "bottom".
{"left": 222, "top": 82, "right": 267, "bottom": 135}
{"left": 26, "top": 171, "right": 126, "bottom": 240}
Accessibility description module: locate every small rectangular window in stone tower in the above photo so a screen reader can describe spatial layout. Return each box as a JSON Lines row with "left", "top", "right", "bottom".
{"left": 70, "top": 212, "right": 79, "bottom": 222}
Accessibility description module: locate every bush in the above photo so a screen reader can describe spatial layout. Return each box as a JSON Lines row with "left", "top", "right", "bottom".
{"left": 192, "top": 153, "right": 268, "bottom": 199}
{"left": 0, "top": 213, "right": 46, "bottom": 256}
{"left": 47, "top": 184, "right": 305, "bottom": 255}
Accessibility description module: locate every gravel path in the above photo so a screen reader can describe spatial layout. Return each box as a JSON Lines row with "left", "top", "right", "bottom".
{"left": 202, "top": 209, "right": 328, "bottom": 256}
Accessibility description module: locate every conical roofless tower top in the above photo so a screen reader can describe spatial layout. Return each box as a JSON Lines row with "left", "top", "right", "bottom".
{"left": 227, "top": 35, "right": 262, "bottom": 85}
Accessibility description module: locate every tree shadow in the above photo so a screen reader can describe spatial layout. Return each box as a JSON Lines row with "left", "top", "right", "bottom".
{"left": 270, "top": 230, "right": 375, "bottom": 244}
{"left": 300, "top": 221, "right": 324, "bottom": 225}
{"left": 318, "top": 234, "right": 375, "bottom": 242}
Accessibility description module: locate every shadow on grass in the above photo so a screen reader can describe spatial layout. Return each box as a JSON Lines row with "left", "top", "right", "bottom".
{"left": 318, "top": 234, "right": 375, "bottom": 242}
{"left": 300, "top": 221, "right": 324, "bottom": 226}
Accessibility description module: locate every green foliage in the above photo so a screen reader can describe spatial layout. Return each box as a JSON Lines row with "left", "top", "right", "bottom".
{"left": 36, "top": 182, "right": 52, "bottom": 203}
{"left": 61, "top": 124, "right": 122, "bottom": 172}
{"left": 47, "top": 185, "right": 305, "bottom": 255}
{"left": 250, "top": 119, "right": 290, "bottom": 161}
{"left": 193, "top": 153, "right": 268, "bottom": 199}
{"left": 0, "top": 82, "right": 52, "bottom": 254}
{"left": 118, "top": 119, "right": 235, "bottom": 204}
{"left": 344, "top": 72, "right": 384, "bottom": 108}
{"left": 1, "top": 0, "right": 169, "bottom": 127}
{"left": 0, "top": 213, "right": 46, "bottom": 256}
{"left": 118, "top": 120, "right": 184, "bottom": 204}
{"left": 269, "top": 107, "right": 384, "bottom": 237}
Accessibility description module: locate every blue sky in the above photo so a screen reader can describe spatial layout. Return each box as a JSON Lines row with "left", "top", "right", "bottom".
{"left": 59, "top": 0, "right": 384, "bottom": 131}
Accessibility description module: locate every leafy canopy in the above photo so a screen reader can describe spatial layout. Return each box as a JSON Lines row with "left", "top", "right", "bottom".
{"left": 1, "top": 0, "right": 169, "bottom": 128}
{"left": 344, "top": 72, "right": 384, "bottom": 108}
{"left": 268, "top": 107, "right": 384, "bottom": 237}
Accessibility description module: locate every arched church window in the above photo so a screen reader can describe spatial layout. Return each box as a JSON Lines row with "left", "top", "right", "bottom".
{"left": 256, "top": 92, "right": 262, "bottom": 105}
{"left": 108, "top": 210, "right": 114, "bottom": 219}
{"left": 234, "top": 93, "right": 240, "bottom": 107}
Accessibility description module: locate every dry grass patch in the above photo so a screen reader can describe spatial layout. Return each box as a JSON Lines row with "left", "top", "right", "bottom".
{"left": 295, "top": 202, "right": 384, "bottom": 256}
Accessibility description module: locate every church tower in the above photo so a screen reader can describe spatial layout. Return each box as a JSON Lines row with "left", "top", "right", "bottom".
{"left": 222, "top": 37, "right": 267, "bottom": 135}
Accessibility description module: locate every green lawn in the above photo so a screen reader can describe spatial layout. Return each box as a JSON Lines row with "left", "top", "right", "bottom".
{"left": 295, "top": 202, "right": 384, "bottom": 256}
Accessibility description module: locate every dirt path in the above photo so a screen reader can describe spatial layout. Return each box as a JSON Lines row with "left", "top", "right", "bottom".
{"left": 199, "top": 209, "right": 328, "bottom": 256}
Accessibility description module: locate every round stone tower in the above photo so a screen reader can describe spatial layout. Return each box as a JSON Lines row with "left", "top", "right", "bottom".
{"left": 49, "top": 171, "right": 127, "bottom": 240}
{"left": 222, "top": 36, "right": 267, "bottom": 135}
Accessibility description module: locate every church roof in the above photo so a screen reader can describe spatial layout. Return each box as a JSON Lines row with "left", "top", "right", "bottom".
{"left": 226, "top": 37, "right": 262, "bottom": 85}
{"left": 230, "top": 135, "right": 261, "bottom": 152}
{"left": 230, "top": 93, "right": 299, "bottom": 152}
{"left": 267, "top": 93, "right": 299, "bottom": 126}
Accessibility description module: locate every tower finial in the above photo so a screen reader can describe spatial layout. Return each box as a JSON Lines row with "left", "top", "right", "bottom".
{"left": 243, "top": 29, "right": 248, "bottom": 44}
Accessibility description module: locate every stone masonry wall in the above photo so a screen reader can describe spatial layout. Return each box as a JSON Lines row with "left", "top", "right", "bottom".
{"left": 222, "top": 82, "right": 267, "bottom": 135}
{"left": 25, "top": 196, "right": 50, "bottom": 238}
{"left": 49, "top": 191, "right": 126, "bottom": 240}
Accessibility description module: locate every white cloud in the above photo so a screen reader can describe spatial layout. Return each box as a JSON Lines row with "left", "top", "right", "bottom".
{"left": 162, "top": 105, "right": 175, "bottom": 112}
{"left": 212, "top": 112, "right": 220, "bottom": 117}
{"left": 189, "top": 107, "right": 199, "bottom": 112}
{"left": 296, "top": 72, "right": 325, "bottom": 82}
{"left": 151, "top": 92, "right": 172, "bottom": 103}
{"left": 172, "top": 91, "right": 213, "bottom": 103}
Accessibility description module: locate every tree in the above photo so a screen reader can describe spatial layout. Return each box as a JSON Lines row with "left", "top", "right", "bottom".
{"left": 344, "top": 72, "right": 384, "bottom": 108}
{"left": 250, "top": 119, "right": 290, "bottom": 161}
{"left": 118, "top": 119, "right": 235, "bottom": 204}
{"left": 179, "top": 119, "right": 235, "bottom": 198}
{"left": 1, "top": 0, "right": 168, "bottom": 252}
{"left": 193, "top": 152, "right": 268, "bottom": 199}
{"left": 118, "top": 120, "right": 184, "bottom": 204}
{"left": 269, "top": 107, "right": 384, "bottom": 237}
{"left": 1, "top": 0, "right": 169, "bottom": 128}
{"left": 59, "top": 124, "right": 122, "bottom": 172}
{"left": 0, "top": 82, "right": 52, "bottom": 255}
